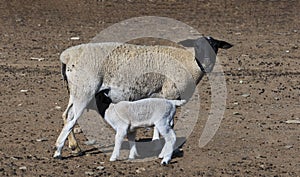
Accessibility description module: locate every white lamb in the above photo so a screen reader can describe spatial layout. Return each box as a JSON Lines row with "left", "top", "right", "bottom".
{"left": 104, "top": 98, "right": 186, "bottom": 165}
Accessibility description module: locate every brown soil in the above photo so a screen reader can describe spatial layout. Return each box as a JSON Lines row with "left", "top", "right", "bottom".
{"left": 0, "top": 0, "right": 299, "bottom": 176}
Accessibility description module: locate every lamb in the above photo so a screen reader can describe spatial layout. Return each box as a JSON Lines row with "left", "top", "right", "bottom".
{"left": 104, "top": 98, "right": 186, "bottom": 165}
{"left": 53, "top": 36, "right": 233, "bottom": 159}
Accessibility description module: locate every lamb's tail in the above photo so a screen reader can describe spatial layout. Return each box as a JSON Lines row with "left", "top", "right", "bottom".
{"left": 168, "top": 100, "right": 187, "bottom": 107}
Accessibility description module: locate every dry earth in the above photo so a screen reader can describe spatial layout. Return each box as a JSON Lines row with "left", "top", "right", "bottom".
{"left": 0, "top": 0, "right": 299, "bottom": 176}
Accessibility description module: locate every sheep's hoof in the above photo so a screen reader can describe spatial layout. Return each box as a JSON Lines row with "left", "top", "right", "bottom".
{"left": 72, "top": 150, "right": 84, "bottom": 157}
{"left": 70, "top": 145, "right": 81, "bottom": 153}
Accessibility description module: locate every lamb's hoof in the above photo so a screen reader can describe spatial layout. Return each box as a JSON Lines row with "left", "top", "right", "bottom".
{"left": 109, "top": 157, "right": 117, "bottom": 162}
{"left": 161, "top": 161, "right": 169, "bottom": 165}
{"left": 53, "top": 154, "right": 62, "bottom": 160}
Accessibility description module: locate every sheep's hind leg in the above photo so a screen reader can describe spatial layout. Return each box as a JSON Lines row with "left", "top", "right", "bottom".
{"left": 54, "top": 96, "right": 91, "bottom": 159}
{"left": 128, "top": 131, "right": 139, "bottom": 160}
{"left": 62, "top": 101, "right": 82, "bottom": 155}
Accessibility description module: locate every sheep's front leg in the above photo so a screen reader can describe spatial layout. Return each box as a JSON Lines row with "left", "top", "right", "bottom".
{"left": 110, "top": 128, "right": 127, "bottom": 161}
{"left": 127, "top": 131, "right": 139, "bottom": 159}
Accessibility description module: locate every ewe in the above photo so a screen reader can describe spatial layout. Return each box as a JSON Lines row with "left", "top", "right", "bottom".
{"left": 53, "top": 36, "right": 232, "bottom": 158}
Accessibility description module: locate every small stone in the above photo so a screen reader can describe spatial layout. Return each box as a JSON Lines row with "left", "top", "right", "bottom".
{"left": 233, "top": 102, "right": 239, "bottom": 105}
{"left": 30, "top": 57, "right": 45, "bottom": 61}
{"left": 19, "top": 166, "right": 27, "bottom": 170}
{"left": 285, "top": 50, "right": 290, "bottom": 53}
{"left": 233, "top": 112, "right": 241, "bottom": 115}
{"left": 239, "top": 80, "right": 243, "bottom": 84}
{"left": 136, "top": 167, "right": 145, "bottom": 173}
{"left": 36, "top": 137, "right": 48, "bottom": 142}
{"left": 241, "top": 93, "right": 250, "bottom": 98}
{"left": 96, "top": 166, "right": 105, "bottom": 170}
{"left": 285, "top": 120, "right": 300, "bottom": 124}
{"left": 85, "top": 171, "right": 94, "bottom": 175}
{"left": 20, "top": 90, "right": 28, "bottom": 93}
{"left": 70, "top": 36, "right": 80, "bottom": 40}
{"left": 74, "top": 127, "right": 82, "bottom": 134}
{"left": 284, "top": 145, "right": 293, "bottom": 149}
{"left": 55, "top": 106, "right": 61, "bottom": 110}
{"left": 84, "top": 140, "right": 96, "bottom": 145}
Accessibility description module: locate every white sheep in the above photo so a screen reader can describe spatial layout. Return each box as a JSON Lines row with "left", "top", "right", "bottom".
{"left": 53, "top": 36, "right": 233, "bottom": 159}
{"left": 104, "top": 98, "right": 186, "bottom": 165}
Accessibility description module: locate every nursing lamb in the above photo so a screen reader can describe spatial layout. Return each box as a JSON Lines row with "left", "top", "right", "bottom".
{"left": 105, "top": 98, "right": 186, "bottom": 165}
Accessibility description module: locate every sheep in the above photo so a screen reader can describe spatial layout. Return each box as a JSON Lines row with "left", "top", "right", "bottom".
{"left": 104, "top": 98, "right": 186, "bottom": 165}
{"left": 53, "top": 36, "right": 233, "bottom": 159}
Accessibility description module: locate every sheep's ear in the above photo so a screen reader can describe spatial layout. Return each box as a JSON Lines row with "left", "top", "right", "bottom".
{"left": 218, "top": 40, "right": 233, "bottom": 49}
{"left": 178, "top": 39, "right": 196, "bottom": 47}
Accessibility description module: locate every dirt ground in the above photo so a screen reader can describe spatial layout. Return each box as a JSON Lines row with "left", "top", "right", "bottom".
{"left": 0, "top": 0, "right": 299, "bottom": 176}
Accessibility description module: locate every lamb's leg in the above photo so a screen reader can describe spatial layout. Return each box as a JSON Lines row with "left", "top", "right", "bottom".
{"left": 156, "top": 119, "right": 176, "bottom": 165}
{"left": 53, "top": 96, "right": 91, "bottom": 159}
{"left": 152, "top": 127, "right": 160, "bottom": 140}
{"left": 62, "top": 100, "right": 82, "bottom": 155}
{"left": 128, "top": 131, "right": 138, "bottom": 159}
{"left": 110, "top": 127, "right": 127, "bottom": 161}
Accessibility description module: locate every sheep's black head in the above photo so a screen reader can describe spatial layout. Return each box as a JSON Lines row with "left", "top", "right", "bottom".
{"left": 178, "top": 37, "right": 233, "bottom": 73}
{"left": 194, "top": 36, "right": 232, "bottom": 73}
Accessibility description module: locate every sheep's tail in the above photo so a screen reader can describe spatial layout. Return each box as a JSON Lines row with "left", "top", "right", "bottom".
{"left": 168, "top": 99, "right": 187, "bottom": 107}
{"left": 61, "top": 63, "right": 69, "bottom": 93}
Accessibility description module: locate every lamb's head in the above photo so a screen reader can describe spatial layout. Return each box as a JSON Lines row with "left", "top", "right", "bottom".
{"left": 179, "top": 37, "right": 233, "bottom": 73}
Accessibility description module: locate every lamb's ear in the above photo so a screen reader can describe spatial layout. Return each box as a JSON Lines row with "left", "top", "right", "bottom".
{"left": 218, "top": 40, "right": 233, "bottom": 49}
{"left": 178, "top": 39, "right": 196, "bottom": 47}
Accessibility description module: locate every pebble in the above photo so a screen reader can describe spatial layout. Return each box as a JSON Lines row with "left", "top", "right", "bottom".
{"left": 96, "top": 166, "right": 105, "bottom": 170}
{"left": 85, "top": 171, "right": 94, "bottom": 176}
{"left": 20, "top": 90, "right": 28, "bottom": 93}
{"left": 55, "top": 106, "right": 61, "bottom": 110}
{"left": 284, "top": 145, "right": 293, "bottom": 149}
{"left": 36, "top": 137, "right": 48, "bottom": 142}
{"left": 241, "top": 93, "right": 250, "bottom": 98}
{"left": 19, "top": 166, "right": 27, "bottom": 170}
{"left": 30, "top": 57, "right": 45, "bottom": 61}
{"left": 233, "top": 112, "right": 241, "bottom": 115}
{"left": 84, "top": 140, "right": 96, "bottom": 145}
{"left": 70, "top": 36, "right": 80, "bottom": 40}
{"left": 136, "top": 167, "right": 145, "bottom": 173}
{"left": 74, "top": 127, "right": 82, "bottom": 134}
{"left": 285, "top": 119, "right": 300, "bottom": 124}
